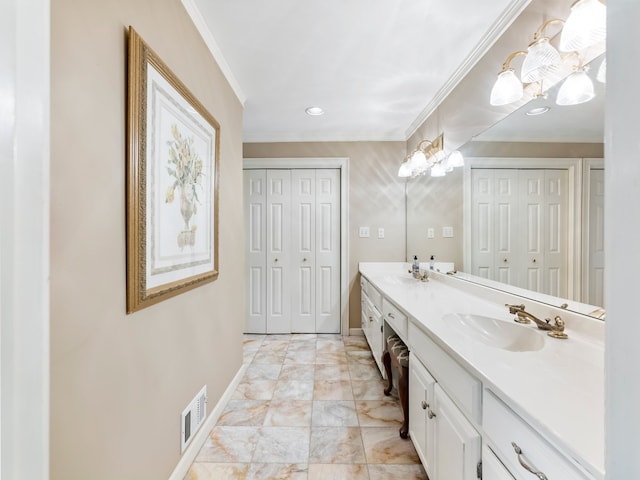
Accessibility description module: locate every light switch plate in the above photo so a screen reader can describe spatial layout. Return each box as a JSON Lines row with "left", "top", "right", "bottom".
{"left": 359, "top": 226, "right": 370, "bottom": 238}
{"left": 427, "top": 228, "right": 435, "bottom": 239}
{"left": 378, "top": 228, "right": 385, "bottom": 239}
{"left": 442, "top": 226, "right": 454, "bottom": 238}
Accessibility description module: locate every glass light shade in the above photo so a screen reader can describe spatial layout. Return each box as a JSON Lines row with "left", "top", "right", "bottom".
{"left": 556, "top": 69, "right": 595, "bottom": 105}
{"left": 596, "top": 57, "right": 606, "bottom": 83}
{"left": 398, "top": 162, "right": 412, "bottom": 178}
{"left": 408, "top": 150, "right": 427, "bottom": 173}
{"left": 442, "top": 156, "right": 454, "bottom": 173}
{"left": 448, "top": 150, "right": 464, "bottom": 168}
{"left": 559, "top": 0, "right": 606, "bottom": 52}
{"left": 430, "top": 163, "right": 446, "bottom": 177}
{"left": 521, "top": 38, "right": 561, "bottom": 83}
{"left": 490, "top": 69, "right": 523, "bottom": 106}
{"left": 431, "top": 149, "right": 446, "bottom": 164}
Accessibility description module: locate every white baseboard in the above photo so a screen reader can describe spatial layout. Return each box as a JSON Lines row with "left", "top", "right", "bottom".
{"left": 168, "top": 363, "right": 248, "bottom": 480}
{"left": 349, "top": 328, "right": 364, "bottom": 336}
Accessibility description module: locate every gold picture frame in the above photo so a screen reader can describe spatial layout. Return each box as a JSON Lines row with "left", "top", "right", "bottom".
{"left": 126, "top": 26, "right": 219, "bottom": 313}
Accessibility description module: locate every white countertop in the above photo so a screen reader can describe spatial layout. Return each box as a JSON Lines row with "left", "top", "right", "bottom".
{"left": 359, "top": 262, "right": 604, "bottom": 480}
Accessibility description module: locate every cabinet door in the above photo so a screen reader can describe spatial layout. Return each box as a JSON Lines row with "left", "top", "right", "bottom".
{"left": 432, "top": 384, "right": 481, "bottom": 480}
{"left": 408, "top": 354, "right": 435, "bottom": 475}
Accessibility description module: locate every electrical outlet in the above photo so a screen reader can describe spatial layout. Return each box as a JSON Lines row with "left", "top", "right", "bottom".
{"left": 359, "top": 226, "right": 370, "bottom": 238}
{"left": 442, "top": 226, "right": 454, "bottom": 238}
{"left": 427, "top": 228, "right": 435, "bottom": 239}
{"left": 378, "top": 228, "right": 385, "bottom": 239}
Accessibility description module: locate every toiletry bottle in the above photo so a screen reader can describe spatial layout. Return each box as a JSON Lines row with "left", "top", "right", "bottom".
{"left": 429, "top": 255, "right": 435, "bottom": 270}
{"left": 412, "top": 255, "right": 419, "bottom": 277}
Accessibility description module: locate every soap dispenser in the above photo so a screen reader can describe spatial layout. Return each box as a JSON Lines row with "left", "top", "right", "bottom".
{"left": 429, "top": 255, "right": 435, "bottom": 270}
{"left": 412, "top": 255, "right": 420, "bottom": 278}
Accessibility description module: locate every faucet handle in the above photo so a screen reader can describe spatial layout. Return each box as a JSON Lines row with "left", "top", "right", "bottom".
{"left": 505, "top": 303, "right": 525, "bottom": 313}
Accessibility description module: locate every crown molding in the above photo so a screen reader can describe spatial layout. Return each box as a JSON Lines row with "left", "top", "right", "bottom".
{"left": 180, "top": 0, "right": 246, "bottom": 106}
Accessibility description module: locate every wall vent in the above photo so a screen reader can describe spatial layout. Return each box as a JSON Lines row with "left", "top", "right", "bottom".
{"left": 180, "top": 385, "right": 207, "bottom": 453}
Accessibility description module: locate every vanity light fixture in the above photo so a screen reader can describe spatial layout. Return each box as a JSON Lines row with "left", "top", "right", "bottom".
{"left": 490, "top": 2, "right": 606, "bottom": 109}
{"left": 559, "top": 0, "right": 606, "bottom": 52}
{"left": 490, "top": 51, "right": 527, "bottom": 106}
{"left": 556, "top": 65, "right": 595, "bottom": 105}
{"left": 305, "top": 106, "right": 324, "bottom": 116}
{"left": 521, "top": 19, "right": 564, "bottom": 83}
{"left": 397, "top": 134, "right": 465, "bottom": 178}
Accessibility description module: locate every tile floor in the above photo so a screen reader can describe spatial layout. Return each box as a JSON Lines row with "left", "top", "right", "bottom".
{"left": 184, "top": 334, "right": 428, "bottom": 480}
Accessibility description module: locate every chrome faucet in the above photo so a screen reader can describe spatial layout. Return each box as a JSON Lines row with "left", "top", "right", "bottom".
{"left": 505, "top": 304, "right": 568, "bottom": 339}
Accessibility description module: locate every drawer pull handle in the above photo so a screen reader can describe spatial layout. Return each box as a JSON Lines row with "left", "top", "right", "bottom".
{"left": 388, "top": 313, "right": 395, "bottom": 318}
{"left": 421, "top": 401, "right": 428, "bottom": 410}
{"left": 427, "top": 409, "right": 436, "bottom": 419}
{"left": 511, "top": 442, "right": 548, "bottom": 480}
{"left": 369, "top": 316, "right": 373, "bottom": 322}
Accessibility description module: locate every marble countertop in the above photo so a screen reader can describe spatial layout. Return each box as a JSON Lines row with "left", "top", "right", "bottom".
{"left": 359, "top": 262, "right": 604, "bottom": 480}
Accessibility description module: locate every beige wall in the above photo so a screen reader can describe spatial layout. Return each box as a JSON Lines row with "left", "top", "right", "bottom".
{"left": 243, "top": 142, "right": 406, "bottom": 329}
{"left": 50, "top": 1, "right": 244, "bottom": 479}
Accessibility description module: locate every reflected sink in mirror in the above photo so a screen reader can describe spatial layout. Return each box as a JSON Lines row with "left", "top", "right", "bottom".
{"left": 443, "top": 313, "right": 545, "bottom": 352}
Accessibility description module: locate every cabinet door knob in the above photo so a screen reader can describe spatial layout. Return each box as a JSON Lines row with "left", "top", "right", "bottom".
{"left": 421, "top": 401, "right": 428, "bottom": 410}
{"left": 388, "top": 312, "right": 395, "bottom": 319}
{"left": 427, "top": 409, "right": 436, "bottom": 419}
{"left": 511, "top": 442, "right": 548, "bottom": 480}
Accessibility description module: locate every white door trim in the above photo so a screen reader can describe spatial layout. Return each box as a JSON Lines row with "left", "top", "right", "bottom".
{"left": 244, "top": 158, "right": 350, "bottom": 336}
{"left": 463, "top": 157, "right": 582, "bottom": 300}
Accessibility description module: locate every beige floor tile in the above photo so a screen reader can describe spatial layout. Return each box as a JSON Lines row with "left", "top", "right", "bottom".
{"left": 361, "top": 427, "right": 421, "bottom": 464}
{"left": 252, "top": 427, "right": 310, "bottom": 464}
{"left": 308, "top": 464, "right": 369, "bottom": 480}
{"left": 356, "top": 399, "right": 403, "bottom": 427}
{"left": 217, "top": 400, "right": 270, "bottom": 426}
{"left": 184, "top": 462, "right": 250, "bottom": 480}
{"left": 264, "top": 400, "right": 312, "bottom": 427}
{"left": 309, "top": 426, "right": 366, "bottom": 463}
{"left": 246, "top": 463, "right": 308, "bottom": 480}
{"left": 367, "top": 463, "right": 428, "bottom": 479}
{"left": 311, "top": 400, "right": 359, "bottom": 427}
{"left": 313, "top": 378, "right": 354, "bottom": 400}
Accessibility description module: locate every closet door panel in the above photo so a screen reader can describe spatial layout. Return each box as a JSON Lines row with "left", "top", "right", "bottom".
{"left": 470, "top": 170, "right": 495, "bottom": 280}
{"left": 291, "top": 170, "right": 316, "bottom": 333}
{"left": 266, "top": 170, "right": 291, "bottom": 333}
{"left": 493, "top": 170, "right": 519, "bottom": 285}
{"left": 315, "top": 169, "right": 340, "bottom": 333}
{"left": 544, "top": 170, "right": 569, "bottom": 297}
{"left": 244, "top": 170, "right": 267, "bottom": 333}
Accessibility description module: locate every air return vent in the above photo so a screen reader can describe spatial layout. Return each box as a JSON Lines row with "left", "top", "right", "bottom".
{"left": 180, "top": 385, "right": 207, "bottom": 453}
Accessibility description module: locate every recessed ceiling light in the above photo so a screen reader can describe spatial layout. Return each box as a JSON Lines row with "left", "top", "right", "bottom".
{"left": 305, "top": 106, "right": 324, "bottom": 116}
{"left": 525, "top": 106, "right": 550, "bottom": 116}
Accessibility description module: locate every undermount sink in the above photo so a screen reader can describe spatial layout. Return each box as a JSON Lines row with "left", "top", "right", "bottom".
{"left": 443, "top": 313, "right": 545, "bottom": 352}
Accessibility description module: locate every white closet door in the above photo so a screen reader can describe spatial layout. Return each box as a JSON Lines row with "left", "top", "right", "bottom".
{"left": 587, "top": 169, "right": 605, "bottom": 306}
{"left": 494, "top": 170, "right": 519, "bottom": 286}
{"left": 291, "top": 170, "right": 316, "bottom": 333}
{"left": 470, "top": 169, "right": 494, "bottom": 279}
{"left": 520, "top": 170, "right": 545, "bottom": 292}
{"left": 543, "top": 170, "right": 569, "bottom": 297}
{"left": 244, "top": 170, "right": 267, "bottom": 333}
{"left": 315, "top": 169, "right": 341, "bottom": 333}
{"left": 266, "top": 170, "right": 291, "bottom": 333}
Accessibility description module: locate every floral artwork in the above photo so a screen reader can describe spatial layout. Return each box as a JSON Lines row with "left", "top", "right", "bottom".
{"left": 165, "top": 124, "right": 204, "bottom": 249}
{"left": 127, "top": 27, "right": 219, "bottom": 313}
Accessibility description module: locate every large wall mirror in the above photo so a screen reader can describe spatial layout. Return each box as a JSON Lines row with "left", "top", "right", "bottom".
{"left": 406, "top": 53, "right": 605, "bottom": 319}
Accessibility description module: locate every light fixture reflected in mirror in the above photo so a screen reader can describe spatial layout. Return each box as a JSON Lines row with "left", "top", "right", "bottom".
{"left": 596, "top": 57, "right": 606, "bottom": 83}
{"left": 397, "top": 134, "right": 464, "bottom": 179}
{"left": 521, "top": 20, "right": 564, "bottom": 83}
{"left": 557, "top": 66, "right": 595, "bottom": 105}
{"left": 559, "top": 0, "right": 606, "bottom": 52}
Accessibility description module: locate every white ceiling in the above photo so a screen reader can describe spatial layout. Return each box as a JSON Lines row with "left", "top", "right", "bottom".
{"left": 190, "top": 0, "right": 527, "bottom": 143}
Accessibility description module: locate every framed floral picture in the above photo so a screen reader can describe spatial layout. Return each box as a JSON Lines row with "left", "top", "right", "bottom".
{"left": 126, "top": 26, "right": 219, "bottom": 313}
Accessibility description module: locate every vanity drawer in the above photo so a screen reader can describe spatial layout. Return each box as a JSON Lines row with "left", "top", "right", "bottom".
{"left": 383, "top": 298, "right": 408, "bottom": 339}
{"left": 362, "top": 279, "right": 382, "bottom": 312}
{"left": 483, "top": 389, "right": 594, "bottom": 480}
{"left": 408, "top": 322, "right": 481, "bottom": 423}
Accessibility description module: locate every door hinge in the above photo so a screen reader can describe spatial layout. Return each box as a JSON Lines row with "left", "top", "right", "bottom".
{"left": 477, "top": 460, "right": 482, "bottom": 479}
